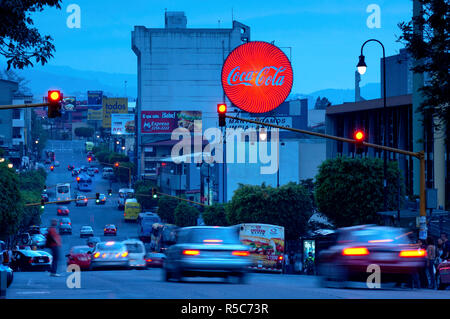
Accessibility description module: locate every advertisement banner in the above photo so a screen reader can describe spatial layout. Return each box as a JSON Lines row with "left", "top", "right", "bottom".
{"left": 87, "top": 109, "right": 103, "bottom": 121}
{"left": 111, "top": 114, "right": 135, "bottom": 135}
{"left": 141, "top": 111, "right": 202, "bottom": 134}
{"left": 227, "top": 116, "right": 292, "bottom": 131}
{"left": 102, "top": 97, "right": 128, "bottom": 128}
{"left": 62, "top": 97, "right": 76, "bottom": 111}
{"left": 87, "top": 91, "right": 103, "bottom": 107}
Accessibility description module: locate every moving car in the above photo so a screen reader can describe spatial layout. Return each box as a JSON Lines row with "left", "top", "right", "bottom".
{"left": 89, "top": 241, "right": 129, "bottom": 270}
{"left": 118, "top": 188, "right": 135, "bottom": 210}
{"left": 75, "top": 195, "right": 88, "bottom": 206}
{"left": 57, "top": 205, "right": 69, "bottom": 216}
{"left": 123, "top": 239, "right": 146, "bottom": 269}
{"left": 163, "top": 226, "right": 251, "bottom": 283}
{"left": 66, "top": 246, "right": 92, "bottom": 270}
{"left": 96, "top": 194, "right": 106, "bottom": 205}
{"left": 60, "top": 217, "right": 71, "bottom": 227}
{"left": 59, "top": 223, "right": 72, "bottom": 235}
{"left": 87, "top": 236, "right": 101, "bottom": 248}
{"left": 80, "top": 226, "right": 94, "bottom": 238}
{"left": 104, "top": 224, "right": 117, "bottom": 236}
{"left": 145, "top": 252, "right": 166, "bottom": 268}
{"left": 0, "top": 264, "right": 13, "bottom": 288}
{"left": 31, "top": 234, "right": 46, "bottom": 248}
{"left": 10, "top": 249, "right": 52, "bottom": 271}
{"left": 54, "top": 161, "right": 60, "bottom": 167}
{"left": 87, "top": 168, "right": 95, "bottom": 176}
{"left": 41, "top": 193, "right": 49, "bottom": 202}
{"left": 72, "top": 169, "right": 79, "bottom": 177}
{"left": 436, "top": 259, "right": 450, "bottom": 290}
{"left": 317, "top": 225, "right": 427, "bottom": 287}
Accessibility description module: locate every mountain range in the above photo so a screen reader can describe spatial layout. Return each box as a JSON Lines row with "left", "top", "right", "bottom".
{"left": 10, "top": 65, "right": 380, "bottom": 107}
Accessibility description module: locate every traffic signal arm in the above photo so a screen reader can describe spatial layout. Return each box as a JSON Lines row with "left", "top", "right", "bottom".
{"left": 0, "top": 102, "right": 50, "bottom": 110}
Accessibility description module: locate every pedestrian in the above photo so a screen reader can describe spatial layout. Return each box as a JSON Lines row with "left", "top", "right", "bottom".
{"left": 425, "top": 237, "right": 436, "bottom": 289}
{"left": 46, "top": 219, "right": 62, "bottom": 277}
{"left": 440, "top": 233, "right": 449, "bottom": 260}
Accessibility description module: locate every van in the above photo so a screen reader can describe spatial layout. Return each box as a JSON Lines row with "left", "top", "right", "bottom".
{"left": 124, "top": 198, "right": 141, "bottom": 222}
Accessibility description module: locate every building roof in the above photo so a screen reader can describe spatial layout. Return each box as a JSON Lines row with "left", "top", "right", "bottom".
{"left": 326, "top": 94, "right": 412, "bottom": 115}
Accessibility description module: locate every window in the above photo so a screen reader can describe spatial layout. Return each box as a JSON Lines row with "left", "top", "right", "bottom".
{"left": 12, "top": 109, "right": 21, "bottom": 120}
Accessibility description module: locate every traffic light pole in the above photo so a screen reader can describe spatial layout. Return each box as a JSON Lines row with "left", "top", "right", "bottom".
{"left": 0, "top": 102, "right": 49, "bottom": 110}
{"left": 224, "top": 114, "right": 427, "bottom": 221}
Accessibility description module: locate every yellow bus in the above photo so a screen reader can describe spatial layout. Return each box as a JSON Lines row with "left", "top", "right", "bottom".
{"left": 124, "top": 198, "right": 141, "bottom": 222}
{"left": 85, "top": 141, "right": 94, "bottom": 152}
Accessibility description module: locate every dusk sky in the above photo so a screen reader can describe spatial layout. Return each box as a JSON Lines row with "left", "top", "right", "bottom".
{"left": 2, "top": 0, "right": 413, "bottom": 95}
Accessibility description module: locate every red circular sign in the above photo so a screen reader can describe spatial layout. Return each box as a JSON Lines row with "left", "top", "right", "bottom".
{"left": 221, "top": 41, "right": 293, "bottom": 114}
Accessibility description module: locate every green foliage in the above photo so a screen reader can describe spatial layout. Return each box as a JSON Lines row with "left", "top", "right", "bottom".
{"left": 113, "top": 161, "right": 135, "bottom": 184}
{"left": 202, "top": 203, "right": 230, "bottom": 226}
{"left": 95, "top": 151, "right": 110, "bottom": 164}
{"left": 227, "top": 182, "right": 313, "bottom": 240}
{"left": 108, "top": 153, "right": 129, "bottom": 164}
{"left": 18, "top": 169, "right": 46, "bottom": 192}
{"left": 315, "top": 157, "right": 405, "bottom": 228}
{"left": 74, "top": 127, "right": 95, "bottom": 138}
{"left": 0, "top": 164, "right": 23, "bottom": 240}
{"left": 134, "top": 180, "right": 158, "bottom": 209}
{"left": 157, "top": 196, "right": 179, "bottom": 224}
{"left": 174, "top": 201, "right": 200, "bottom": 227}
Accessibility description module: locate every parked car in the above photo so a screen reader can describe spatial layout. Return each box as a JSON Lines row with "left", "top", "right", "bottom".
{"left": 66, "top": 246, "right": 92, "bottom": 270}
{"left": 89, "top": 241, "right": 129, "bottom": 270}
{"left": 317, "top": 225, "right": 427, "bottom": 287}
{"left": 104, "top": 224, "right": 117, "bottom": 236}
{"left": 80, "top": 226, "right": 94, "bottom": 238}
{"left": 436, "top": 259, "right": 450, "bottom": 290}
{"left": 57, "top": 206, "right": 69, "bottom": 216}
{"left": 163, "top": 226, "right": 251, "bottom": 283}
{"left": 87, "top": 237, "right": 101, "bottom": 248}
{"left": 59, "top": 223, "right": 72, "bottom": 235}
{"left": 10, "top": 250, "right": 52, "bottom": 271}
{"left": 145, "top": 252, "right": 166, "bottom": 268}
{"left": 123, "top": 239, "right": 146, "bottom": 269}
{"left": 76, "top": 195, "right": 88, "bottom": 207}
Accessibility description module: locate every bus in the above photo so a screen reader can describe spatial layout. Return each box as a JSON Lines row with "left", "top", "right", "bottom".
{"left": 85, "top": 141, "right": 94, "bottom": 152}
{"left": 77, "top": 173, "right": 93, "bottom": 192}
{"left": 137, "top": 212, "right": 161, "bottom": 242}
{"left": 118, "top": 188, "right": 135, "bottom": 210}
{"left": 124, "top": 198, "right": 141, "bottom": 222}
{"left": 56, "top": 183, "right": 71, "bottom": 204}
{"left": 237, "top": 223, "right": 285, "bottom": 272}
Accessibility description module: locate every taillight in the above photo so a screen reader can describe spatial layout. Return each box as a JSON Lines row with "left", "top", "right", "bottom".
{"left": 183, "top": 250, "right": 200, "bottom": 256}
{"left": 342, "top": 247, "right": 369, "bottom": 256}
{"left": 399, "top": 249, "right": 427, "bottom": 258}
{"left": 232, "top": 251, "right": 250, "bottom": 257}
{"left": 278, "top": 255, "right": 284, "bottom": 261}
{"left": 121, "top": 252, "right": 128, "bottom": 258}
{"left": 94, "top": 252, "right": 100, "bottom": 258}
{"left": 146, "top": 259, "right": 152, "bottom": 262}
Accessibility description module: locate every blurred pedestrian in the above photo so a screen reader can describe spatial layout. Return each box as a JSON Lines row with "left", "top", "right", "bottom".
{"left": 425, "top": 237, "right": 436, "bottom": 289}
{"left": 46, "top": 219, "right": 62, "bottom": 277}
{"left": 440, "top": 233, "right": 449, "bottom": 260}
{"left": 436, "top": 238, "right": 444, "bottom": 265}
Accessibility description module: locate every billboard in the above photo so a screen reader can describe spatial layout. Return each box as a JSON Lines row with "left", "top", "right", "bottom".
{"left": 111, "top": 114, "right": 135, "bottom": 135}
{"left": 141, "top": 111, "right": 202, "bottom": 134}
{"left": 62, "top": 97, "right": 76, "bottom": 111}
{"left": 87, "top": 91, "right": 103, "bottom": 121}
{"left": 102, "top": 97, "right": 128, "bottom": 128}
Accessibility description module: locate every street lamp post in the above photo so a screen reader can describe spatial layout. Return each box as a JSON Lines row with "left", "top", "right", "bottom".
{"left": 357, "top": 39, "right": 388, "bottom": 212}
{"left": 258, "top": 114, "right": 280, "bottom": 188}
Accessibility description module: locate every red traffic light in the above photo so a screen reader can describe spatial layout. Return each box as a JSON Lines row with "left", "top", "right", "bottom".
{"left": 218, "top": 103, "right": 227, "bottom": 127}
{"left": 50, "top": 166, "right": 54, "bottom": 171}
{"left": 114, "top": 162, "right": 119, "bottom": 167}
{"left": 88, "top": 157, "right": 92, "bottom": 162}
{"left": 76, "top": 176, "right": 80, "bottom": 182}
{"left": 47, "top": 90, "right": 63, "bottom": 118}
{"left": 354, "top": 130, "right": 365, "bottom": 141}
{"left": 48, "top": 90, "right": 61, "bottom": 102}
{"left": 217, "top": 103, "right": 227, "bottom": 113}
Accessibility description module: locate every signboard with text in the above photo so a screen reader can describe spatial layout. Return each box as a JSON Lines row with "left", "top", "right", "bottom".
{"left": 102, "top": 97, "right": 128, "bottom": 128}
{"left": 141, "top": 111, "right": 202, "bottom": 134}
{"left": 111, "top": 114, "right": 135, "bottom": 135}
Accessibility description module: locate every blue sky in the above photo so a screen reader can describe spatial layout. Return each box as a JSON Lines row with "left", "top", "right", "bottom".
{"left": 4, "top": 0, "right": 413, "bottom": 94}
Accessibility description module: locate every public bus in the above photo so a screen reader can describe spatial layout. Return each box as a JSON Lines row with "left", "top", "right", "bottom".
{"left": 118, "top": 188, "right": 135, "bottom": 210}
{"left": 237, "top": 223, "right": 285, "bottom": 272}
{"left": 77, "top": 173, "right": 93, "bottom": 192}
{"left": 56, "top": 183, "right": 71, "bottom": 204}
{"left": 85, "top": 141, "right": 94, "bottom": 152}
{"left": 124, "top": 198, "right": 141, "bottom": 222}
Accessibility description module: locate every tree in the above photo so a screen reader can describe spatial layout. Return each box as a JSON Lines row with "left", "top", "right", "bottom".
{"left": 0, "top": 163, "right": 23, "bottom": 242}
{"left": 0, "top": 68, "right": 31, "bottom": 94}
{"left": 202, "top": 203, "right": 230, "bottom": 226}
{"left": 174, "top": 201, "right": 200, "bottom": 227}
{"left": 398, "top": 0, "right": 449, "bottom": 137}
{"left": 113, "top": 161, "right": 135, "bottom": 184}
{"left": 134, "top": 180, "right": 158, "bottom": 209}
{"left": 315, "top": 157, "right": 405, "bottom": 228}
{"left": 314, "top": 96, "right": 332, "bottom": 109}
{"left": 0, "top": 0, "right": 62, "bottom": 69}
{"left": 157, "top": 196, "right": 179, "bottom": 224}
{"left": 227, "top": 183, "right": 313, "bottom": 240}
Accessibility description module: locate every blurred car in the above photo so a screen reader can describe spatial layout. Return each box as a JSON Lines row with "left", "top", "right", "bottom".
{"left": 87, "top": 168, "right": 95, "bottom": 176}
{"left": 104, "top": 224, "right": 117, "bottom": 236}
{"left": 28, "top": 225, "right": 41, "bottom": 235}
{"left": 31, "top": 234, "right": 46, "bottom": 249}
{"left": 94, "top": 168, "right": 99, "bottom": 174}
{"left": 80, "top": 166, "right": 87, "bottom": 172}
{"left": 89, "top": 241, "right": 129, "bottom": 270}
{"left": 40, "top": 227, "right": 48, "bottom": 236}
{"left": 0, "top": 264, "right": 13, "bottom": 288}
{"left": 75, "top": 195, "right": 88, "bottom": 207}
{"left": 317, "top": 225, "right": 427, "bottom": 287}
{"left": 57, "top": 206, "right": 69, "bottom": 216}
{"left": 59, "top": 223, "right": 72, "bottom": 235}
{"left": 66, "top": 246, "right": 92, "bottom": 270}
{"left": 123, "top": 239, "right": 146, "bottom": 269}
{"left": 436, "top": 259, "right": 450, "bottom": 290}
{"left": 80, "top": 226, "right": 94, "bottom": 238}
{"left": 54, "top": 161, "right": 60, "bottom": 167}
{"left": 10, "top": 250, "right": 52, "bottom": 272}
{"left": 68, "top": 165, "right": 74, "bottom": 171}
{"left": 163, "top": 226, "right": 251, "bottom": 283}
{"left": 60, "top": 217, "right": 71, "bottom": 227}
{"left": 96, "top": 194, "right": 107, "bottom": 205}
{"left": 41, "top": 193, "right": 49, "bottom": 202}
{"left": 145, "top": 252, "right": 166, "bottom": 268}
{"left": 72, "top": 169, "right": 79, "bottom": 177}
{"left": 87, "top": 236, "right": 101, "bottom": 248}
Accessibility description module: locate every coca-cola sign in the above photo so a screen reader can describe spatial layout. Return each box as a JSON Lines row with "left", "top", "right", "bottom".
{"left": 221, "top": 41, "right": 293, "bottom": 113}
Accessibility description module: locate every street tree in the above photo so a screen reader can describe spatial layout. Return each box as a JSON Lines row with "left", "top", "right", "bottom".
{"left": 0, "top": 0, "right": 62, "bottom": 69}
{"left": 202, "top": 203, "right": 230, "bottom": 226}
{"left": 0, "top": 163, "right": 23, "bottom": 242}
{"left": 157, "top": 196, "right": 179, "bottom": 224}
{"left": 315, "top": 157, "right": 405, "bottom": 228}
{"left": 174, "top": 201, "right": 200, "bottom": 227}
{"left": 134, "top": 181, "right": 158, "bottom": 209}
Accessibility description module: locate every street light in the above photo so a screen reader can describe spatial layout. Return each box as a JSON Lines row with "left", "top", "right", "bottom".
{"left": 7, "top": 163, "right": 13, "bottom": 169}
{"left": 357, "top": 38, "right": 388, "bottom": 211}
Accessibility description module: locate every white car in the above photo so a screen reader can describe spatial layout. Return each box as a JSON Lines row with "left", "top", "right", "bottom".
{"left": 80, "top": 226, "right": 94, "bottom": 238}
{"left": 122, "top": 239, "right": 146, "bottom": 269}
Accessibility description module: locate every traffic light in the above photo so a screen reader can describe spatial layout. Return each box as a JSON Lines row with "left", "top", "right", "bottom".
{"left": 40, "top": 199, "right": 45, "bottom": 209}
{"left": 43, "top": 185, "right": 47, "bottom": 192}
{"left": 108, "top": 189, "right": 112, "bottom": 196}
{"left": 354, "top": 130, "right": 365, "bottom": 155}
{"left": 50, "top": 165, "right": 54, "bottom": 171}
{"left": 47, "top": 90, "right": 63, "bottom": 118}
{"left": 152, "top": 188, "right": 158, "bottom": 199}
{"left": 217, "top": 103, "right": 227, "bottom": 127}
{"left": 114, "top": 162, "right": 119, "bottom": 167}
{"left": 88, "top": 156, "right": 92, "bottom": 163}
{"left": 96, "top": 193, "right": 100, "bottom": 203}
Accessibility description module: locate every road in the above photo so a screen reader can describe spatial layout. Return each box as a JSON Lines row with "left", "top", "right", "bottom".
{"left": 5, "top": 140, "right": 450, "bottom": 299}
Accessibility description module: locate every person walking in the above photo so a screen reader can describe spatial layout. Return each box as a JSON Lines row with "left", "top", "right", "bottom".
{"left": 440, "top": 233, "right": 449, "bottom": 260}
{"left": 46, "top": 219, "right": 62, "bottom": 277}
{"left": 425, "top": 237, "right": 436, "bottom": 289}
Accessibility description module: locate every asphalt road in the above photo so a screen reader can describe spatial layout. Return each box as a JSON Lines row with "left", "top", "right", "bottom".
{"left": 5, "top": 139, "right": 450, "bottom": 299}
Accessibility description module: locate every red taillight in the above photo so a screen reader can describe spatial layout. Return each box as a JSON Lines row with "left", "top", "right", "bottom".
{"left": 57, "top": 209, "right": 61, "bottom": 213}
{"left": 183, "top": 250, "right": 200, "bottom": 256}
{"left": 121, "top": 252, "right": 128, "bottom": 258}
{"left": 399, "top": 249, "right": 427, "bottom": 258}
{"left": 342, "top": 247, "right": 369, "bottom": 256}
{"left": 94, "top": 252, "right": 100, "bottom": 258}
{"left": 232, "top": 251, "right": 249, "bottom": 257}
{"left": 278, "top": 255, "right": 284, "bottom": 261}
{"left": 146, "top": 259, "right": 152, "bottom": 262}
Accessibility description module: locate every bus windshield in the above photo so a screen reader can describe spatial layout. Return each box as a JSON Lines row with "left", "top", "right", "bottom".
{"left": 57, "top": 186, "right": 69, "bottom": 193}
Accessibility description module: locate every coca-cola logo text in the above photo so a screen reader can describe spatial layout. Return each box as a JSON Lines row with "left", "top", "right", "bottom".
{"left": 226, "top": 66, "right": 286, "bottom": 87}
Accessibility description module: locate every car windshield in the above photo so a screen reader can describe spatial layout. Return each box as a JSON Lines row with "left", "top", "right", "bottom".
{"left": 72, "top": 247, "right": 91, "bottom": 254}
{"left": 81, "top": 227, "right": 91, "bottom": 230}
{"left": 125, "top": 243, "right": 144, "bottom": 253}
{"left": 180, "top": 228, "right": 240, "bottom": 244}
{"left": 97, "top": 243, "right": 124, "bottom": 251}
{"left": 338, "top": 228, "right": 412, "bottom": 244}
